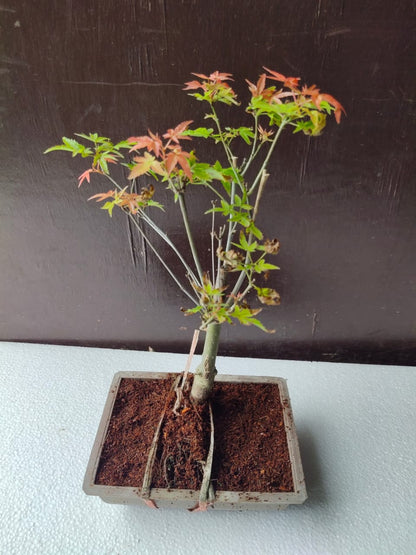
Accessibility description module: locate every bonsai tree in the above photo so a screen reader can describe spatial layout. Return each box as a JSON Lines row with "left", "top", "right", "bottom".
{"left": 46, "top": 68, "right": 344, "bottom": 405}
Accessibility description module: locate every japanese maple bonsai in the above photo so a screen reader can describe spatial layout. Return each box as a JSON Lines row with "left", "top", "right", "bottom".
{"left": 46, "top": 68, "right": 344, "bottom": 407}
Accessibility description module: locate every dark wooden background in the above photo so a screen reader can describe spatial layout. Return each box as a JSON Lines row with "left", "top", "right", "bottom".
{"left": 1, "top": 1, "right": 415, "bottom": 364}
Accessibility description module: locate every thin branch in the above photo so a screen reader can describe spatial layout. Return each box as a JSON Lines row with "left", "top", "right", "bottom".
{"left": 241, "top": 113, "right": 259, "bottom": 176}
{"left": 225, "top": 157, "right": 238, "bottom": 252}
{"left": 210, "top": 206, "right": 215, "bottom": 284}
{"left": 102, "top": 173, "right": 202, "bottom": 286}
{"left": 139, "top": 210, "right": 200, "bottom": 286}
{"left": 127, "top": 212, "right": 200, "bottom": 305}
{"left": 248, "top": 120, "right": 287, "bottom": 196}
{"left": 226, "top": 169, "right": 270, "bottom": 304}
{"left": 210, "top": 104, "right": 244, "bottom": 192}
{"left": 177, "top": 192, "right": 205, "bottom": 284}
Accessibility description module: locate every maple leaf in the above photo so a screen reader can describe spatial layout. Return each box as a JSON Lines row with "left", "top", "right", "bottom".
{"left": 192, "top": 71, "right": 233, "bottom": 83}
{"left": 183, "top": 79, "right": 206, "bottom": 91}
{"left": 264, "top": 67, "right": 300, "bottom": 89}
{"left": 246, "top": 74, "right": 269, "bottom": 98}
{"left": 128, "top": 131, "right": 163, "bottom": 157}
{"left": 302, "top": 85, "right": 346, "bottom": 123}
{"left": 163, "top": 120, "right": 193, "bottom": 144}
{"left": 207, "top": 71, "right": 233, "bottom": 83}
{"left": 272, "top": 90, "right": 298, "bottom": 104}
{"left": 165, "top": 147, "right": 192, "bottom": 180}
{"left": 176, "top": 152, "right": 192, "bottom": 181}
{"left": 88, "top": 189, "right": 115, "bottom": 202}
{"left": 129, "top": 152, "right": 157, "bottom": 179}
{"left": 184, "top": 71, "right": 234, "bottom": 96}
{"left": 128, "top": 135, "right": 153, "bottom": 151}
{"left": 318, "top": 93, "right": 346, "bottom": 123}
{"left": 191, "top": 72, "right": 210, "bottom": 80}
{"left": 78, "top": 168, "right": 93, "bottom": 187}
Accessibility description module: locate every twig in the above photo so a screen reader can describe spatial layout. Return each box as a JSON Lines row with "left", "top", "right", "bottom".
{"left": 210, "top": 204, "right": 216, "bottom": 284}
{"left": 178, "top": 192, "right": 205, "bottom": 284}
{"left": 127, "top": 214, "right": 200, "bottom": 305}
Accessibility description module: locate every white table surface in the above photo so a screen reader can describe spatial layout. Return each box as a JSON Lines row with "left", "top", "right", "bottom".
{"left": 0, "top": 341, "right": 415, "bottom": 555}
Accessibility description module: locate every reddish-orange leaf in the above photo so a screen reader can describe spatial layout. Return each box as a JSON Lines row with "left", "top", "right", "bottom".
{"left": 303, "top": 85, "right": 346, "bottom": 123}
{"left": 78, "top": 169, "right": 93, "bottom": 187}
{"left": 207, "top": 71, "right": 233, "bottom": 83}
{"left": 128, "top": 136, "right": 153, "bottom": 151}
{"left": 272, "top": 90, "right": 298, "bottom": 104}
{"left": 246, "top": 73, "right": 266, "bottom": 97}
{"left": 192, "top": 72, "right": 210, "bottom": 80}
{"left": 184, "top": 71, "right": 233, "bottom": 90}
{"left": 128, "top": 132, "right": 162, "bottom": 158}
{"left": 177, "top": 152, "right": 192, "bottom": 181}
{"left": 163, "top": 120, "right": 193, "bottom": 143}
{"left": 88, "top": 189, "right": 115, "bottom": 202}
{"left": 264, "top": 67, "right": 300, "bottom": 89}
{"left": 318, "top": 93, "right": 346, "bottom": 123}
{"left": 128, "top": 153, "right": 156, "bottom": 179}
{"left": 165, "top": 152, "right": 178, "bottom": 175}
{"left": 183, "top": 79, "right": 205, "bottom": 91}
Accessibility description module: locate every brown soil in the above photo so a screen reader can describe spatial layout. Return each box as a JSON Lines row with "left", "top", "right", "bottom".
{"left": 95, "top": 376, "right": 294, "bottom": 493}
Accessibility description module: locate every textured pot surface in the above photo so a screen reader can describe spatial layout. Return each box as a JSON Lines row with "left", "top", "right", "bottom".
{"left": 83, "top": 372, "right": 307, "bottom": 510}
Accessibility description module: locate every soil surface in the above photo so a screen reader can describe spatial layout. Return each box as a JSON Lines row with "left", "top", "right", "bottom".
{"left": 95, "top": 376, "right": 294, "bottom": 493}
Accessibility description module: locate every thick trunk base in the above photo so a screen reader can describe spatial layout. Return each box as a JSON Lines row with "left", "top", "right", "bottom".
{"left": 190, "top": 323, "right": 221, "bottom": 404}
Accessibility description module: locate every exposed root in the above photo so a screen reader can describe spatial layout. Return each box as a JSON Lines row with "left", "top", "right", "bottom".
{"left": 189, "top": 402, "right": 215, "bottom": 511}
{"left": 140, "top": 373, "right": 182, "bottom": 507}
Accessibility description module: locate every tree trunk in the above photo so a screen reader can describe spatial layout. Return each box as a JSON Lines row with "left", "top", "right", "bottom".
{"left": 190, "top": 322, "right": 221, "bottom": 404}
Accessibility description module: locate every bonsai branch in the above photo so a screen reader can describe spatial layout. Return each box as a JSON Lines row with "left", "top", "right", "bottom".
{"left": 177, "top": 192, "right": 205, "bottom": 285}
{"left": 127, "top": 213, "right": 199, "bottom": 305}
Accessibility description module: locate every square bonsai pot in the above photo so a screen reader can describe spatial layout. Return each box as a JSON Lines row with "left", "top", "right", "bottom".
{"left": 83, "top": 371, "right": 307, "bottom": 510}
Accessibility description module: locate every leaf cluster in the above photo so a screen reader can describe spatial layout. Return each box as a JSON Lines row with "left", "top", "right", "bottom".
{"left": 45, "top": 68, "right": 343, "bottom": 333}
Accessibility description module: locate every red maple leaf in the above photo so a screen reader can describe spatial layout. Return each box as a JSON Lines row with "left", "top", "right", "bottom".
{"left": 163, "top": 120, "right": 193, "bottom": 144}
{"left": 128, "top": 131, "right": 163, "bottom": 158}
{"left": 192, "top": 71, "right": 233, "bottom": 83}
{"left": 272, "top": 90, "right": 298, "bottom": 103}
{"left": 88, "top": 189, "right": 115, "bottom": 202}
{"left": 183, "top": 79, "right": 206, "bottom": 91}
{"left": 264, "top": 67, "right": 300, "bottom": 89}
{"left": 165, "top": 148, "right": 192, "bottom": 180}
{"left": 78, "top": 168, "right": 93, "bottom": 187}
{"left": 246, "top": 73, "right": 266, "bottom": 96}
{"left": 302, "top": 85, "right": 346, "bottom": 123}
{"left": 183, "top": 71, "right": 233, "bottom": 92}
